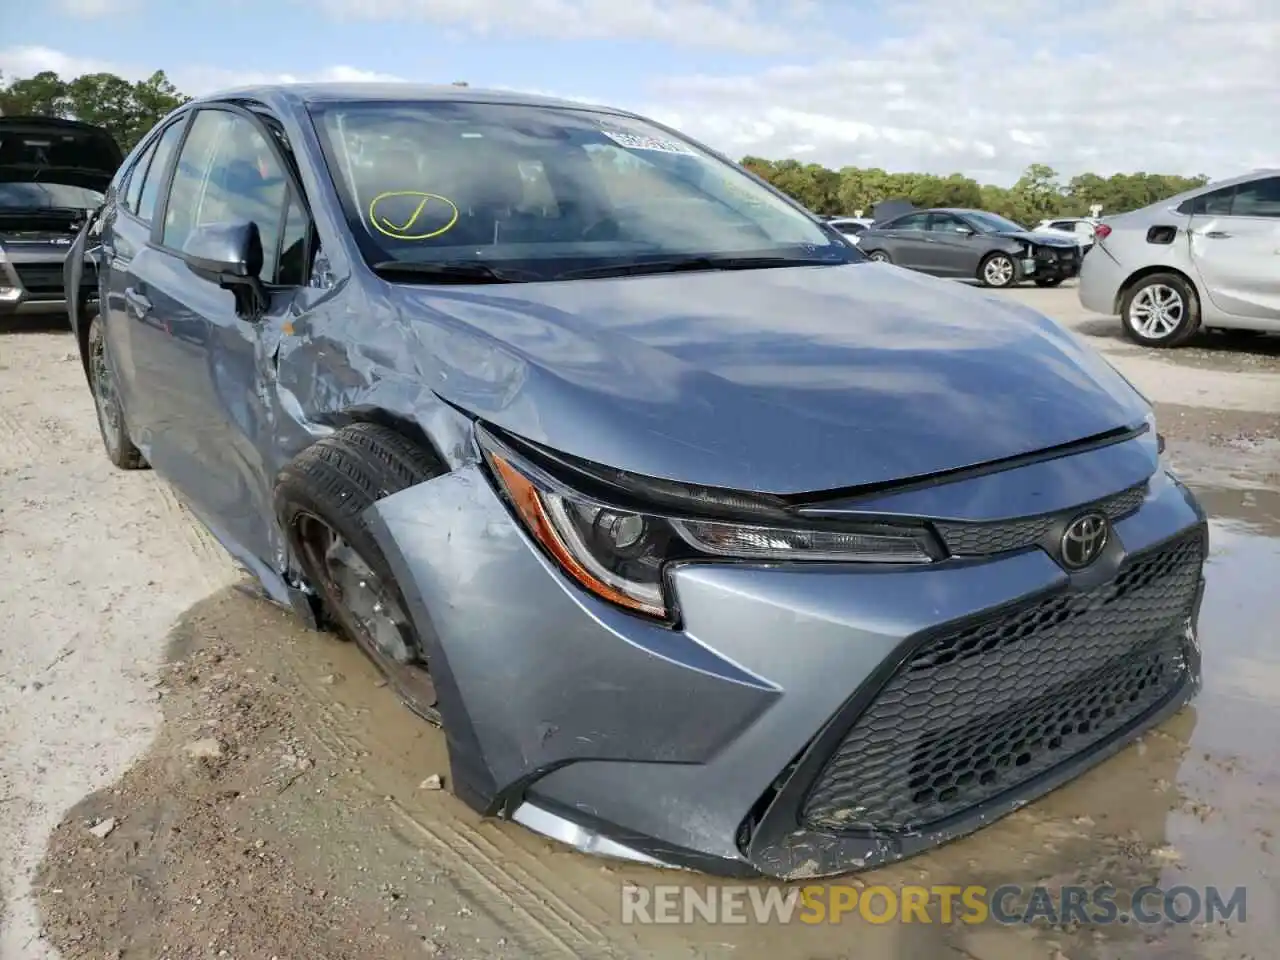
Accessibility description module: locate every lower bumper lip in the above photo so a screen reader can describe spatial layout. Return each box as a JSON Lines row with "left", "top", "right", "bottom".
{"left": 365, "top": 457, "right": 1207, "bottom": 879}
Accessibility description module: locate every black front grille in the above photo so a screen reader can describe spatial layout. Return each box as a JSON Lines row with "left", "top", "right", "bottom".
{"left": 800, "top": 531, "right": 1203, "bottom": 834}
{"left": 14, "top": 263, "right": 64, "bottom": 295}
{"left": 935, "top": 482, "right": 1147, "bottom": 557}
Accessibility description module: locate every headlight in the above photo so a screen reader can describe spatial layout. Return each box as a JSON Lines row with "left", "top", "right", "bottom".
{"left": 477, "top": 426, "right": 939, "bottom": 621}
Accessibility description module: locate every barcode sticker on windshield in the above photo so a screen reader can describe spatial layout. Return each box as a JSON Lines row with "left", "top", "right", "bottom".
{"left": 601, "top": 130, "right": 696, "bottom": 155}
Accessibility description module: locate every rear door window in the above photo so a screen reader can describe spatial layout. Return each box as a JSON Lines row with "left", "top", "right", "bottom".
{"left": 1230, "top": 176, "right": 1280, "bottom": 218}
{"left": 135, "top": 122, "right": 185, "bottom": 224}
{"left": 1180, "top": 186, "right": 1235, "bottom": 216}
{"left": 888, "top": 213, "right": 930, "bottom": 230}
{"left": 122, "top": 140, "right": 155, "bottom": 214}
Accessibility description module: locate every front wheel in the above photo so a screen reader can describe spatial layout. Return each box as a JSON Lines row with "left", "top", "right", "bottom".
{"left": 87, "top": 314, "right": 147, "bottom": 470}
{"left": 274, "top": 423, "right": 445, "bottom": 724}
{"left": 1120, "top": 273, "right": 1200, "bottom": 348}
{"left": 978, "top": 253, "right": 1016, "bottom": 288}
{"left": 1034, "top": 276, "right": 1064, "bottom": 288}
{"left": 865, "top": 250, "right": 892, "bottom": 263}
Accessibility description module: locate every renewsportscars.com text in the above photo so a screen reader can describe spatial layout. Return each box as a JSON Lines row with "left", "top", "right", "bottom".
{"left": 620, "top": 883, "right": 1247, "bottom": 926}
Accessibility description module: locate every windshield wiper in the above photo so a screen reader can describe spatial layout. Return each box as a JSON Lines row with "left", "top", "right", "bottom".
{"left": 370, "top": 260, "right": 530, "bottom": 284}
{"left": 556, "top": 255, "right": 842, "bottom": 281}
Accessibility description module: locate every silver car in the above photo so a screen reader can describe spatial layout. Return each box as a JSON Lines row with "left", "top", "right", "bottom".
{"left": 68, "top": 83, "right": 1208, "bottom": 880}
{"left": 0, "top": 116, "right": 121, "bottom": 320}
{"left": 1078, "top": 169, "right": 1280, "bottom": 347}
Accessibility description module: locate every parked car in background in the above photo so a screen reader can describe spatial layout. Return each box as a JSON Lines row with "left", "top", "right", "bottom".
{"left": 1035, "top": 217, "right": 1098, "bottom": 254}
{"left": 826, "top": 216, "right": 874, "bottom": 243}
{"left": 0, "top": 116, "right": 121, "bottom": 320}
{"left": 71, "top": 83, "right": 1206, "bottom": 880}
{"left": 1078, "top": 169, "right": 1280, "bottom": 347}
{"left": 858, "top": 208, "right": 1082, "bottom": 287}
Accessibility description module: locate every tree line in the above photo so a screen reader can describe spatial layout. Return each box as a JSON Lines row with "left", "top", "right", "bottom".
{"left": 741, "top": 158, "right": 1210, "bottom": 224}
{"left": 2, "top": 68, "right": 1209, "bottom": 224}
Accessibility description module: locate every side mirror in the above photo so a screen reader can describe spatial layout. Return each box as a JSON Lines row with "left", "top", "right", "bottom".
{"left": 181, "top": 220, "right": 264, "bottom": 280}
{"left": 181, "top": 221, "right": 268, "bottom": 319}
{"left": 957, "top": 226, "right": 976, "bottom": 236}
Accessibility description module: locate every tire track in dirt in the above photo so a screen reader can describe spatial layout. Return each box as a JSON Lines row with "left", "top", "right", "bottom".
{"left": 263, "top": 627, "right": 616, "bottom": 957}
{"left": 148, "top": 477, "right": 238, "bottom": 589}
{"left": 0, "top": 407, "right": 41, "bottom": 461}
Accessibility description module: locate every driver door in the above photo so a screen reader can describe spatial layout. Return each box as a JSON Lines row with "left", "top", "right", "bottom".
{"left": 133, "top": 105, "right": 316, "bottom": 566}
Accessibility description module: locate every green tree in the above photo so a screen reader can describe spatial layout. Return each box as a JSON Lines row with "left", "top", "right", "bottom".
{"left": 0, "top": 68, "right": 188, "bottom": 150}
{"left": 0, "top": 70, "right": 70, "bottom": 116}
{"left": 743, "top": 154, "right": 1213, "bottom": 221}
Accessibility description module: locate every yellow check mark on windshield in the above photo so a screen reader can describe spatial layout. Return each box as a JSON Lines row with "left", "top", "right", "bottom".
{"left": 367, "top": 191, "right": 460, "bottom": 241}
{"left": 380, "top": 195, "right": 429, "bottom": 233}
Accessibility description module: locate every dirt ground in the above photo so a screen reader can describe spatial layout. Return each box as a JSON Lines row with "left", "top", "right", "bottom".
{"left": 2, "top": 285, "right": 1279, "bottom": 960}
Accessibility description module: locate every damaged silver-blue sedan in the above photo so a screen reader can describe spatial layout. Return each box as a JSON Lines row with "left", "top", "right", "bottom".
{"left": 66, "top": 83, "right": 1208, "bottom": 879}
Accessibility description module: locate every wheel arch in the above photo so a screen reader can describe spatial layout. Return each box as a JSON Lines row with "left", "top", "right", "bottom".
{"left": 1114, "top": 264, "right": 1201, "bottom": 316}
{"left": 330, "top": 408, "right": 450, "bottom": 469}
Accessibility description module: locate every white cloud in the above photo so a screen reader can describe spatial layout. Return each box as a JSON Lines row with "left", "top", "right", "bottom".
{"left": 0, "top": 46, "right": 406, "bottom": 95}
{"left": 311, "top": 0, "right": 806, "bottom": 53}
{"left": 57, "top": 0, "right": 141, "bottom": 16}
{"left": 645, "top": 0, "right": 1280, "bottom": 182}
{"left": 5, "top": 0, "right": 1279, "bottom": 184}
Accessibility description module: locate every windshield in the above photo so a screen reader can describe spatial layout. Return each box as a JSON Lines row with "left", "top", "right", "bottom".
{"left": 311, "top": 100, "right": 855, "bottom": 281}
{"left": 0, "top": 182, "right": 103, "bottom": 210}
{"left": 964, "top": 211, "right": 1029, "bottom": 234}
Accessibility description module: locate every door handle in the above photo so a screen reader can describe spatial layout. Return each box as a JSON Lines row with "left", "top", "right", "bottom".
{"left": 124, "top": 288, "right": 152, "bottom": 318}
{"left": 1203, "top": 231, "right": 1232, "bottom": 239}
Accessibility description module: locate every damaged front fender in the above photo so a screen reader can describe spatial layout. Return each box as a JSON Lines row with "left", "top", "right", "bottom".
{"left": 360, "top": 464, "right": 780, "bottom": 815}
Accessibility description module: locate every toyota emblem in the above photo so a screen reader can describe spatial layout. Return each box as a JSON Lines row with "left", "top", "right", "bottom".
{"left": 1060, "top": 513, "right": 1109, "bottom": 570}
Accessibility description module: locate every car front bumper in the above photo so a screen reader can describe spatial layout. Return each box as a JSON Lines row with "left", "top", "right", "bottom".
{"left": 363, "top": 430, "right": 1206, "bottom": 879}
{"left": 1021, "top": 247, "right": 1082, "bottom": 282}
{"left": 0, "top": 248, "right": 92, "bottom": 318}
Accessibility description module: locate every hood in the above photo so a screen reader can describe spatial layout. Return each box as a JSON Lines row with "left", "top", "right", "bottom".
{"left": 871, "top": 199, "right": 914, "bottom": 223}
{"left": 995, "top": 229, "right": 1078, "bottom": 247}
{"left": 393, "top": 263, "right": 1149, "bottom": 495}
{"left": 0, "top": 116, "right": 122, "bottom": 193}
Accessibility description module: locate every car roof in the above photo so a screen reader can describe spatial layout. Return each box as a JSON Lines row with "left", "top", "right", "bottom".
{"left": 192, "top": 82, "right": 628, "bottom": 118}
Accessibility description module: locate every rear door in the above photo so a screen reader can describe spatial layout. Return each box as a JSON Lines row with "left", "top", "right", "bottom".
{"left": 98, "top": 115, "right": 188, "bottom": 443}
{"left": 1188, "top": 175, "right": 1280, "bottom": 322}
{"left": 876, "top": 212, "right": 931, "bottom": 269}
{"left": 137, "top": 104, "right": 316, "bottom": 564}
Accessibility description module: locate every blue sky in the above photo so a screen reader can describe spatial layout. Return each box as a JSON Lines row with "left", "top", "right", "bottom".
{"left": 5, "top": 0, "right": 1279, "bottom": 184}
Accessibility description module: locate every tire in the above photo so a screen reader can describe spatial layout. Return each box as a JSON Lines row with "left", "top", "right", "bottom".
{"left": 865, "top": 249, "right": 892, "bottom": 263}
{"left": 1119, "top": 272, "right": 1201, "bottom": 348}
{"left": 274, "top": 422, "right": 445, "bottom": 723}
{"left": 978, "top": 253, "right": 1017, "bottom": 288}
{"left": 86, "top": 314, "right": 147, "bottom": 469}
{"left": 1034, "top": 276, "right": 1064, "bottom": 288}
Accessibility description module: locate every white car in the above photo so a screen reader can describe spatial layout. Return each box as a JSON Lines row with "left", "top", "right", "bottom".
{"left": 1077, "top": 169, "right": 1280, "bottom": 347}
{"left": 826, "top": 216, "right": 875, "bottom": 244}
{"left": 1034, "top": 217, "right": 1098, "bottom": 252}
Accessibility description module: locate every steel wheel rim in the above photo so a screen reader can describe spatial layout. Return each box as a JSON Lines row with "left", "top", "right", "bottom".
{"left": 89, "top": 330, "right": 122, "bottom": 451}
{"left": 1129, "top": 284, "right": 1184, "bottom": 339}
{"left": 293, "top": 512, "right": 440, "bottom": 721}
{"left": 295, "top": 512, "right": 414, "bottom": 664}
{"left": 984, "top": 256, "right": 1013, "bottom": 286}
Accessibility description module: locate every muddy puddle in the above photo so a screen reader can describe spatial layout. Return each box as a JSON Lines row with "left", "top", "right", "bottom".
{"left": 35, "top": 481, "right": 1279, "bottom": 960}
